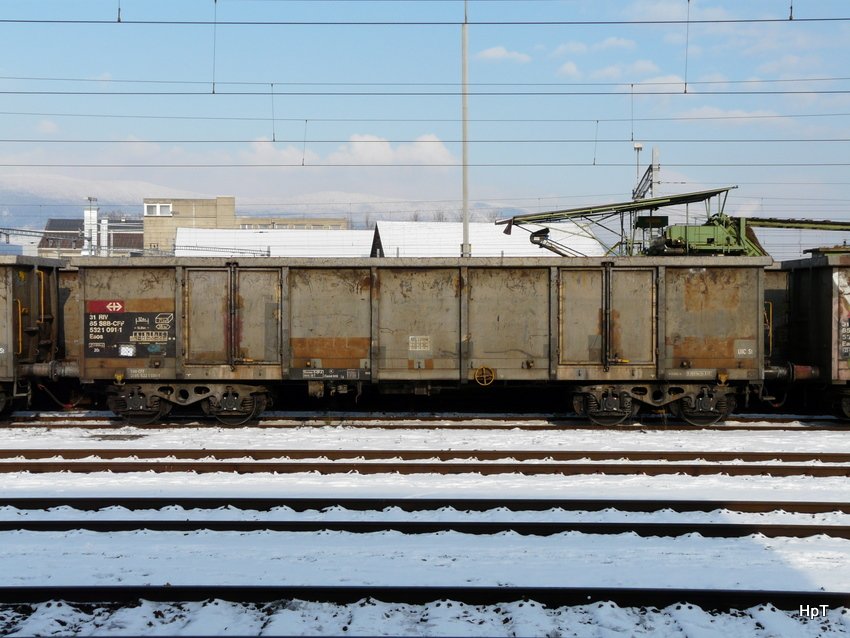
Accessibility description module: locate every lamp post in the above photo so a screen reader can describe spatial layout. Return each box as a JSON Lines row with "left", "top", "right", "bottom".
{"left": 633, "top": 142, "right": 643, "bottom": 181}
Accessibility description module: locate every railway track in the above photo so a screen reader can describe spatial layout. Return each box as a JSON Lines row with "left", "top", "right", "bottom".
{"left": 3, "top": 503, "right": 848, "bottom": 630}
{"left": 3, "top": 518, "right": 849, "bottom": 538}
{"left": 3, "top": 497, "right": 847, "bottom": 537}
{"left": 2, "top": 495, "right": 847, "bottom": 513}
{"left": 4, "top": 410, "right": 846, "bottom": 430}
{"left": 0, "top": 584, "right": 847, "bottom": 612}
{"left": 2, "top": 447, "right": 849, "bottom": 476}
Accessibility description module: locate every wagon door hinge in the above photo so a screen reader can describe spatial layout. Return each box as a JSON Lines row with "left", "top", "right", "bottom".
{"left": 602, "top": 261, "right": 614, "bottom": 372}
{"left": 228, "top": 263, "right": 238, "bottom": 371}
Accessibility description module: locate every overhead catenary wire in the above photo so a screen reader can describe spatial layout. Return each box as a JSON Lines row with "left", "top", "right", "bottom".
{"left": 0, "top": 16, "right": 848, "bottom": 26}
{"left": 3, "top": 88, "right": 850, "bottom": 96}
{"left": 0, "top": 137, "right": 847, "bottom": 144}
{"left": 4, "top": 74, "right": 850, "bottom": 87}
{"left": 1, "top": 161, "right": 848, "bottom": 168}
{"left": 2, "top": 109, "right": 848, "bottom": 124}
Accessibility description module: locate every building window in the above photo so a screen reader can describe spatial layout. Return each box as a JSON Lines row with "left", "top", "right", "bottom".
{"left": 145, "top": 203, "right": 172, "bottom": 217}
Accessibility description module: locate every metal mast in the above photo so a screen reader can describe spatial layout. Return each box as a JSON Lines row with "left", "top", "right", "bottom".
{"left": 460, "top": 0, "right": 471, "bottom": 257}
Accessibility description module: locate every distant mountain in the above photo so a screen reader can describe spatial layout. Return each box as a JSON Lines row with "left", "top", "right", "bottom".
{"left": 0, "top": 175, "right": 533, "bottom": 233}
{"left": 0, "top": 174, "right": 202, "bottom": 230}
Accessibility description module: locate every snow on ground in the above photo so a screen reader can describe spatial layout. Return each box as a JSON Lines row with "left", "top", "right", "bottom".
{"left": 3, "top": 599, "right": 850, "bottom": 637}
{"left": 3, "top": 504, "right": 850, "bottom": 525}
{"left": 2, "top": 421, "right": 849, "bottom": 453}
{"left": 1, "top": 422, "right": 849, "bottom": 635}
{"left": 1, "top": 528, "right": 849, "bottom": 591}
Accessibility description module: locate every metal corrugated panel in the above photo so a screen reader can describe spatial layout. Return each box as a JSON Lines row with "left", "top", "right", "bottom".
{"left": 374, "top": 221, "right": 603, "bottom": 257}
{"left": 174, "top": 228, "right": 374, "bottom": 257}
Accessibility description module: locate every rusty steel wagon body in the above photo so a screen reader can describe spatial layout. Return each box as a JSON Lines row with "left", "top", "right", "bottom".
{"left": 778, "top": 248, "right": 850, "bottom": 417}
{"left": 0, "top": 256, "right": 71, "bottom": 412}
{"left": 53, "top": 255, "right": 772, "bottom": 425}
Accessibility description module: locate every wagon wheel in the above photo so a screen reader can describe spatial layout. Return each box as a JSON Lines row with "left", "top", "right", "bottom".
{"left": 586, "top": 410, "right": 631, "bottom": 427}
{"left": 208, "top": 393, "right": 267, "bottom": 426}
{"left": 581, "top": 392, "right": 637, "bottom": 427}
{"left": 670, "top": 395, "right": 734, "bottom": 427}
{"left": 586, "top": 401, "right": 637, "bottom": 426}
{"left": 473, "top": 366, "right": 496, "bottom": 387}
{"left": 121, "top": 397, "right": 171, "bottom": 426}
{"left": 837, "top": 396, "right": 850, "bottom": 421}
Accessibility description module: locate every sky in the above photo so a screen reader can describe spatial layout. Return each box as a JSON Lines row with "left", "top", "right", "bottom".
{"left": 1, "top": 0, "right": 850, "bottom": 257}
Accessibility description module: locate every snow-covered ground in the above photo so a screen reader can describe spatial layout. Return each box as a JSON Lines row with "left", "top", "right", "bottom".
{"left": 2, "top": 420, "right": 849, "bottom": 453}
{"left": 5, "top": 598, "right": 850, "bottom": 637}
{"left": 1, "top": 423, "right": 849, "bottom": 636}
{"left": 3, "top": 504, "right": 849, "bottom": 525}
{"left": 1, "top": 527, "right": 849, "bottom": 589}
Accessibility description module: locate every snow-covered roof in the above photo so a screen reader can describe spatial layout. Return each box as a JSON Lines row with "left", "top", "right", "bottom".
{"left": 174, "top": 228, "right": 374, "bottom": 257}
{"left": 173, "top": 221, "right": 603, "bottom": 258}
{"left": 373, "top": 221, "right": 603, "bottom": 257}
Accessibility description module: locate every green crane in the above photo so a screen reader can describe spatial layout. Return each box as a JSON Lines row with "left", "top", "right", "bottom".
{"left": 496, "top": 187, "right": 850, "bottom": 257}
{"left": 658, "top": 215, "right": 850, "bottom": 257}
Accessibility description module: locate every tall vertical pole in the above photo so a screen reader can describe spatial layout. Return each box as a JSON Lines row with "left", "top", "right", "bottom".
{"left": 651, "top": 146, "right": 660, "bottom": 198}
{"left": 461, "top": 0, "right": 471, "bottom": 257}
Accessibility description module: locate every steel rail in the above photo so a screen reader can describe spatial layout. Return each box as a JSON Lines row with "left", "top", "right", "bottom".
{"left": 0, "top": 585, "right": 847, "bottom": 612}
{"left": 1, "top": 460, "right": 849, "bottom": 476}
{"left": 2, "top": 519, "right": 849, "bottom": 538}
{"left": 1, "top": 496, "right": 847, "bottom": 514}
{"left": 2, "top": 448, "right": 849, "bottom": 463}
{"left": 5, "top": 412, "right": 845, "bottom": 431}
{"left": 1, "top": 459, "right": 848, "bottom": 476}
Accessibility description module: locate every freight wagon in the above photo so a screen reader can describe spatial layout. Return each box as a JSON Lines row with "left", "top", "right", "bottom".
{"left": 0, "top": 256, "right": 71, "bottom": 412}
{"left": 779, "top": 248, "right": 850, "bottom": 418}
{"left": 51, "top": 255, "right": 773, "bottom": 425}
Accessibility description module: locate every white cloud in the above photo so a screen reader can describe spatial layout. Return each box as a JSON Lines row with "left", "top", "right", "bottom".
{"left": 475, "top": 46, "right": 531, "bottom": 63}
{"left": 329, "top": 134, "right": 455, "bottom": 167}
{"left": 556, "top": 61, "right": 581, "bottom": 78}
{"left": 594, "top": 36, "right": 636, "bottom": 51}
{"left": 552, "top": 41, "right": 588, "bottom": 56}
{"left": 36, "top": 120, "right": 59, "bottom": 134}
{"left": 664, "top": 32, "right": 686, "bottom": 46}
{"left": 591, "top": 65, "right": 622, "bottom": 80}
{"left": 756, "top": 54, "right": 817, "bottom": 76}
{"left": 590, "top": 60, "right": 659, "bottom": 80}
{"left": 623, "top": 0, "right": 684, "bottom": 20}
{"left": 631, "top": 59, "right": 660, "bottom": 75}
{"left": 553, "top": 37, "right": 636, "bottom": 57}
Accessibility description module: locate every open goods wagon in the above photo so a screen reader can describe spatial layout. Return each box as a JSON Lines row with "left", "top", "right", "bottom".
{"left": 58, "top": 255, "right": 772, "bottom": 425}
{"left": 0, "top": 256, "right": 70, "bottom": 412}
{"left": 779, "top": 248, "right": 850, "bottom": 418}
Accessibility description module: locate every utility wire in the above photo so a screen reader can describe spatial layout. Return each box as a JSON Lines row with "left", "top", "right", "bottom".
{"left": 1, "top": 137, "right": 848, "bottom": 144}
{"left": 0, "top": 17, "right": 847, "bottom": 25}
{"left": 2, "top": 88, "right": 850, "bottom": 96}
{"left": 3, "top": 109, "right": 847, "bottom": 124}
{"left": 3, "top": 74, "right": 849, "bottom": 87}
{"left": 1, "top": 161, "right": 848, "bottom": 168}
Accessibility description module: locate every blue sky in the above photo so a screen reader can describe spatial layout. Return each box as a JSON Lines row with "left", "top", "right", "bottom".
{"left": 1, "top": 0, "right": 849, "bottom": 256}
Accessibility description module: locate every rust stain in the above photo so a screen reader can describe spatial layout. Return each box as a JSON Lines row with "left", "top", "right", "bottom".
{"left": 678, "top": 269, "right": 744, "bottom": 313}
{"left": 610, "top": 309, "right": 622, "bottom": 356}
{"left": 668, "top": 336, "right": 751, "bottom": 369}
{"left": 291, "top": 337, "right": 370, "bottom": 368}
{"left": 125, "top": 298, "right": 175, "bottom": 312}
{"left": 407, "top": 359, "right": 435, "bottom": 370}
